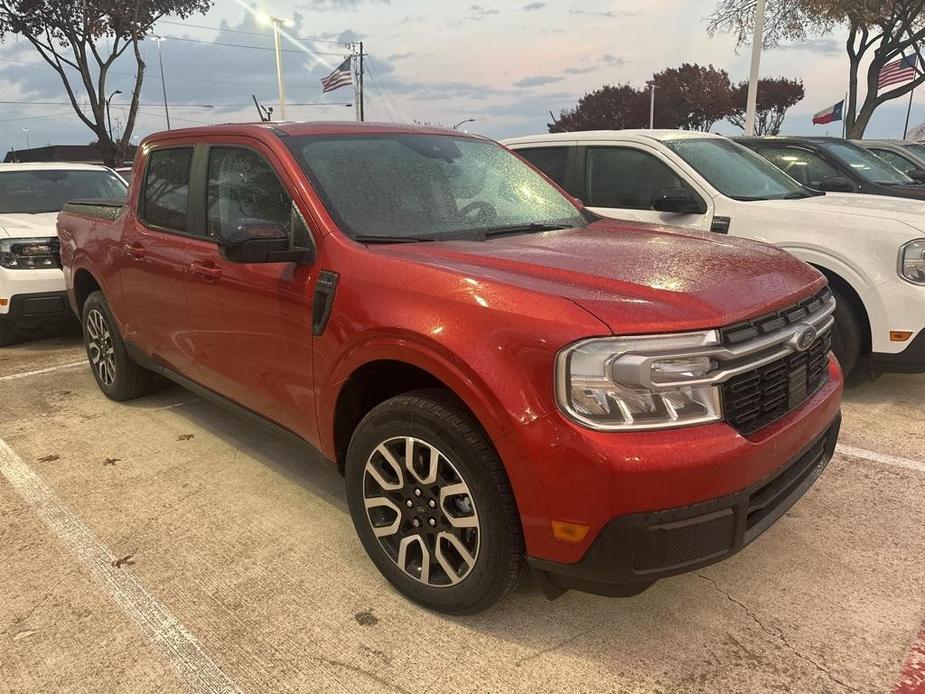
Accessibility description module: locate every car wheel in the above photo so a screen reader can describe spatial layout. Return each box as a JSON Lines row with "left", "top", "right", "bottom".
{"left": 830, "top": 288, "right": 863, "bottom": 378}
{"left": 345, "top": 389, "right": 523, "bottom": 614}
{"left": 82, "top": 291, "right": 152, "bottom": 401}
{"left": 0, "top": 318, "right": 18, "bottom": 347}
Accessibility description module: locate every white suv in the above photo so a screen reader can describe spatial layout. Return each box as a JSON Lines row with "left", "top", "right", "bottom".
{"left": 504, "top": 130, "right": 925, "bottom": 377}
{"left": 0, "top": 163, "right": 126, "bottom": 345}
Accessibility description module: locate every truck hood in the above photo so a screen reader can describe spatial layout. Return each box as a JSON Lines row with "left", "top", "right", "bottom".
{"left": 373, "top": 220, "right": 824, "bottom": 334}
{"left": 0, "top": 212, "right": 60, "bottom": 239}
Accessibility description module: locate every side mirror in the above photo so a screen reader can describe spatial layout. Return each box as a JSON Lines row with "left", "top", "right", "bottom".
{"left": 651, "top": 187, "right": 703, "bottom": 214}
{"left": 907, "top": 168, "right": 925, "bottom": 183}
{"left": 814, "top": 176, "right": 854, "bottom": 193}
{"left": 220, "top": 219, "right": 312, "bottom": 264}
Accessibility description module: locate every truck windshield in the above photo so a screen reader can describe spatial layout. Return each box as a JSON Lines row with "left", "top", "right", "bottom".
{"left": 816, "top": 140, "right": 914, "bottom": 185}
{"left": 287, "top": 134, "right": 586, "bottom": 241}
{"left": 0, "top": 169, "right": 127, "bottom": 214}
{"left": 662, "top": 137, "right": 817, "bottom": 201}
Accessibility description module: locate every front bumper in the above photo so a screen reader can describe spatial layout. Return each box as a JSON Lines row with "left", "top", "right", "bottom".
{"left": 528, "top": 415, "right": 840, "bottom": 598}
{"left": 0, "top": 266, "right": 66, "bottom": 317}
{"left": 872, "top": 328, "right": 925, "bottom": 373}
{"left": 2, "top": 291, "right": 74, "bottom": 327}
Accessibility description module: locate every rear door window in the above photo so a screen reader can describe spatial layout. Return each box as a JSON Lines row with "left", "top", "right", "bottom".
{"left": 869, "top": 148, "right": 918, "bottom": 176}
{"left": 141, "top": 147, "right": 193, "bottom": 232}
{"left": 515, "top": 147, "right": 570, "bottom": 187}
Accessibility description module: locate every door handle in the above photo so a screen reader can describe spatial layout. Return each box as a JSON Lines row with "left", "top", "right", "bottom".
{"left": 124, "top": 242, "right": 146, "bottom": 259}
{"left": 190, "top": 261, "right": 222, "bottom": 281}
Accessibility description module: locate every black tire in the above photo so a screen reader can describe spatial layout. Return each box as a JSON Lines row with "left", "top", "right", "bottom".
{"left": 345, "top": 389, "right": 523, "bottom": 614}
{"left": 0, "top": 318, "right": 18, "bottom": 347}
{"left": 82, "top": 291, "right": 152, "bottom": 401}
{"left": 830, "top": 288, "right": 863, "bottom": 378}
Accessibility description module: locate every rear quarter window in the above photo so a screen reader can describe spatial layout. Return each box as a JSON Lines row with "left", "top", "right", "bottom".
{"left": 141, "top": 147, "right": 193, "bottom": 232}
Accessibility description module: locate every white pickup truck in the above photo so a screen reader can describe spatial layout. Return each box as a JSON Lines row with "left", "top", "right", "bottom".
{"left": 0, "top": 162, "right": 126, "bottom": 345}
{"left": 504, "top": 130, "right": 925, "bottom": 377}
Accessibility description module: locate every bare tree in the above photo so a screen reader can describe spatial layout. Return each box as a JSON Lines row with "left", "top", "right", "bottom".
{"left": 0, "top": 0, "right": 212, "bottom": 165}
{"left": 709, "top": 0, "right": 925, "bottom": 138}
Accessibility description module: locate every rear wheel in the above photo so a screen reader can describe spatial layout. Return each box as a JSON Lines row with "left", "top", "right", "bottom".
{"left": 82, "top": 291, "right": 152, "bottom": 400}
{"left": 830, "top": 288, "right": 863, "bottom": 378}
{"left": 345, "top": 389, "right": 523, "bottom": 614}
{"left": 0, "top": 318, "right": 18, "bottom": 347}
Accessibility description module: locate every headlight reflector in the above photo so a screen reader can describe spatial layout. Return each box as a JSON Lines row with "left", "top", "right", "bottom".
{"left": 557, "top": 332, "right": 722, "bottom": 431}
{"left": 899, "top": 239, "right": 925, "bottom": 284}
{"left": 0, "top": 237, "right": 61, "bottom": 269}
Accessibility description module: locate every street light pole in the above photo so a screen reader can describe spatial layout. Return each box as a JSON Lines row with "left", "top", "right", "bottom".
{"left": 744, "top": 0, "right": 767, "bottom": 136}
{"left": 648, "top": 83, "right": 657, "bottom": 129}
{"left": 106, "top": 89, "right": 122, "bottom": 142}
{"left": 271, "top": 17, "right": 287, "bottom": 120}
{"left": 152, "top": 36, "right": 171, "bottom": 130}
{"left": 453, "top": 118, "right": 476, "bottom": 130}
{"left": 22, "top": 127, "right": 30, "bottom": 149}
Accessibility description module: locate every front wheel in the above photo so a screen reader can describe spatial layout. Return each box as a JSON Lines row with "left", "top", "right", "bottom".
{"left": 830, "top": 288, "right": 863, "bottom": 378}
{"left": 82, "top": 291, "right": 152, "bottom": 401}
{"left": 0, "top": 318, "right": 18, "bottom": 347}
{"left": 345, "top": 389, "right": 523, "bottom": 614}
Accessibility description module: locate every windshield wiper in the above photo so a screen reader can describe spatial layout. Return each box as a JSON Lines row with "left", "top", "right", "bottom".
{"left": 352, "top": 234, "right": 436, "bottom": 244}
{"left": 483, "top": 222, "right": 572, "bottom": 238}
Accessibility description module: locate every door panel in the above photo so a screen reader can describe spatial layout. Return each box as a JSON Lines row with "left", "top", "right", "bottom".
{"left": 118, "top": 146, "right": 196, "bottom": 375}
{"left": 184, "top": 143, "right": 319, "bottom": 442}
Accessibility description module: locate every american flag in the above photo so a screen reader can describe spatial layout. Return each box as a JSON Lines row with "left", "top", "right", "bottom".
{"left": 879, "top": 54, "right": 919, "bottom": 90}
{"left": 321, "top": 57, "right": 353, "bottom": 93}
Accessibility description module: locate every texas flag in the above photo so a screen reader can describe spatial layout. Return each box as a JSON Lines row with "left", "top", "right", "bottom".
{"left": 812, "top": 100, "right": 844, "bottom": 125}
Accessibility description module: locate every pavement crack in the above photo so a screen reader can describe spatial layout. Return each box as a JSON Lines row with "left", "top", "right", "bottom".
{"left": 5, "top": 573, "right": 71, "bottom": 635}
{"left": 315, "top": 657, "right": 414, "bottom": 694}
{"left": 515, "top": 625, "right": 598, "bottom": 666}
{"left": 697, "top": 573, "right": 860, "bottom": 692}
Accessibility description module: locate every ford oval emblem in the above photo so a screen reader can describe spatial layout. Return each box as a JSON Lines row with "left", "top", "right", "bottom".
{"left": 789, "top": 324, "right": 817, "bottom": 352}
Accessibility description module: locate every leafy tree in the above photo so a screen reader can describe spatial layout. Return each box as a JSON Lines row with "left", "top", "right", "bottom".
{"left": 708, "top": 0, "right": 925, "bottom": 138}
{"left": 649, "top": 63, "right": 736, "bottom": 131}
{"left": 549, "top": 83, "right": 650, "bottom": 132}
{"left": 0, "top": 0, "right": 213, "bottom": 165}
{"left": 727, "top": 76, "right": 805, "bottom": 134}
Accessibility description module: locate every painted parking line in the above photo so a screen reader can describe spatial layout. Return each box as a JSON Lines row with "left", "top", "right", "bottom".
{"left": 0, "top": 360, "right": 88, "bottom": 382}
{"left": 894, "top": 618, "right": 925, "bottom": 693}
{"left": 0, "top": 436, "right": 242, "bottom": 694}
{"left": 835, "top": 444, "right": 925, "bottom": 474}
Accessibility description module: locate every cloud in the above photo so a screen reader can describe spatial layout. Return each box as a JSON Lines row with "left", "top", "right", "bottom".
{"left": 469, "top": 4, "right": 500, "bottom": 15}
{"left": 317, "top": 29, "right": 366, "bottom": 43}
{"left": 385, "top": 52, "right": 414, "bottom": 61}
{"left": 514, "top": 75, "right": 563, "bottom": 87}
{"left": 569, "top": 8, "right": 636, "bottom": 18}
{"left": 563, "top": 66, "right": 597, "bottom": 75}
{"left": 301, "top": 0, "right": 390, "bottom": 10}
{"left": 772, "top": 38, "right": 841, "bottom": 54}
{"left": 601, "top": 54, "right": 625, "bottom": 65}
{"left": 523, "top": 2, "right": 546, "bottom": 9}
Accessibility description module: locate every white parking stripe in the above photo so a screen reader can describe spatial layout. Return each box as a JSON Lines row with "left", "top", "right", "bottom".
{"left": 0, "top": 437, "right": 242, "bottom": 694}
{"left": 0, "top": 360, "right": 88, "bottom": 382}
{"left": 836, "top": 444, "right": 925, "bottom": 474}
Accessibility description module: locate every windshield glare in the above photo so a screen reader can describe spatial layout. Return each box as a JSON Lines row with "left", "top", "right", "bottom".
{"left": 0, "top": 169, "right": 127, "bottom": 214}
{"left": 662, "top": 137, "right": 810, "bottom": 201}
{"left": 287, "top": 134, "right": 586, "bottom": 240}
{"left": 817, "top": 140, "right": 913, "bottom": 185}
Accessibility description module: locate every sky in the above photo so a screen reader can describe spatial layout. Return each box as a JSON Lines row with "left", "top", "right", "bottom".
{"left": 0, "top": 0, "right": 921, "bottom": 155}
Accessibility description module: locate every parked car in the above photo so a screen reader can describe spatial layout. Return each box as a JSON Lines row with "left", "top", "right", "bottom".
{"left": 852, "top": 139, "right": 925, "bottom": 180}
{"left": 734, "top": 135, "right": 925, "bottom": 200}
{"left": 58, "top": 122, "right": 842, "bottom": 613}
{"left": 504, "top": 130, "right": 925, "bottom": 377}
{"left": 0, "top": 162, "right": 127, "bottom": 345}
{"left": 114, "top": 166, "right": 134, "bottom": 184}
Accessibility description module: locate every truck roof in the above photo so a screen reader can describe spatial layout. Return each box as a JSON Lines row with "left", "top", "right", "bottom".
{"left": 502, "top": 130, "right": 725, "bottom": 146}
{"left": 0, "top": 162, "right": 114, "bottom": 172}
{"left": 143, "top": 120, "right": 477, "bottom": 146}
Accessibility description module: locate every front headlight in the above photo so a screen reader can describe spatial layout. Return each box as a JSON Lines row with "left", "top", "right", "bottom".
{"left": 899, "top": 239, "right": 925, "bottom": 284}
{"left": 556, "top": 331, "right": 722, "bottom": 431}
{"left": 0, "top": 237, "right": 60, "bottom": 269}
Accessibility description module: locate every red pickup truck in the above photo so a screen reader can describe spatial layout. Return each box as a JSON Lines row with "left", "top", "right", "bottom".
{"left": 57, "top": 122, "right": 843, "bottom": 613}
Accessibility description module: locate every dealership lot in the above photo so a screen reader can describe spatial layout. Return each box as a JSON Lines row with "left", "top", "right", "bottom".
{"left": 1, "top": 335, "right": 923, "bottom": 694}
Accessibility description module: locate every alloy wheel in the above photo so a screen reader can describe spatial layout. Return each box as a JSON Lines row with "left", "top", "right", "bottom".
{"left": 363, "top": 436, "right": 480, "bottom": 587}
{"left": 86, "top": 308, "right": 116, "bottom": 387}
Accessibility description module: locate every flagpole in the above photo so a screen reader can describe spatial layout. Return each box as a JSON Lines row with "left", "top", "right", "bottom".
{"left": 842, "top": 91, "right": 847, "bottom": 139}
{"left": 904, "top": 85, "right": 915, "bottom": 139}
